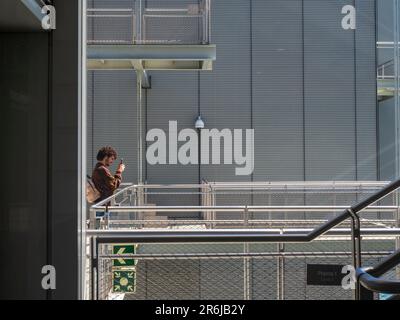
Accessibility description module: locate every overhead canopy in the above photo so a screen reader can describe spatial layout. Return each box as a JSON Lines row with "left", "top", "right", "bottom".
{"left": 87, "top": 44, "right": 216, "bottom": 71}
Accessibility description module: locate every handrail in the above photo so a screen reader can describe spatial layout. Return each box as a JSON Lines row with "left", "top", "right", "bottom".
{"left": 369, "top": 248, "right": 400, "bottom": 277}
{"left": 356, "top": 249, "right": 400, "bottom": 295}
{"left": 357, "top": 270, "right": 400, "bottom": 294}
{"left": 87, "top": 228, "right": 400, "bottom": 243}
{"left": 92, "top": 205, "right": 396, "bottom": 213}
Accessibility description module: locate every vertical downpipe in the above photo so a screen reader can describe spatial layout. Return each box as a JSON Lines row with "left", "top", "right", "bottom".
{"left": 137, "top": 69, "right": 143, "bottom": 185}
{"left": 394, "top": 0, "right": 400, "bottom": 258}
{"left": 394, "top": 0, "right": 400, "bottom": 180}
{"left": 79, "top": 0, "right": 88, "bottom": 300}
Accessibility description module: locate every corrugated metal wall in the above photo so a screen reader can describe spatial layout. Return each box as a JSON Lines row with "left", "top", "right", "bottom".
{"left": 88, "top": 71, "right": 138, "bottom": 183}
{"left": 355, "top": 0, "right": 378, "bottom": 181}
{"left": 304, "top": 0, "right": 356, "bottom": 181}
{"left": 87, "top": 0, "right": 378, "bottom": 190}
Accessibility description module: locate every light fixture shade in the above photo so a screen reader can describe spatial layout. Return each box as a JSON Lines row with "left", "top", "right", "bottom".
{"left": 195, "top": 115, "right": 205, "bottom": 129}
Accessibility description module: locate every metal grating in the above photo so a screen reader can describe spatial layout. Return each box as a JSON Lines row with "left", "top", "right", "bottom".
{"left": 87, "top": 0, "right": 210, "bottom": 44}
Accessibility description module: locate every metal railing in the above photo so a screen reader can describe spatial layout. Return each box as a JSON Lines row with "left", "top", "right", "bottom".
{"left": 87, "top": 180, "right": 400, "bottom": 300}
{"left": 356, "top": 248, "right": 400, "bottom": 298}
{"left": 87, "top": 0, "right": 211, "bottom": 45}
{"left": 90, "top": 181, "right": 397, "bottom": 230}
{"left": 377, "top": 60, "right": 395, "bottom": 80}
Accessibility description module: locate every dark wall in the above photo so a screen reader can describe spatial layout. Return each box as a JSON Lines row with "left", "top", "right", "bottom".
{"left": 0, "top": 33, "right": 49, "bottom": 299}
{"left": 0, "top": 0, "right": 80, "bottom": 299}
{"left": 50, "top": 0, "right": 80, "bottom": 300}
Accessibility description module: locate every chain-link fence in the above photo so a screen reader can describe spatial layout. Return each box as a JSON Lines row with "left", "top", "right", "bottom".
{"left": 92, "top": 238, "right": 397, "bottom": 300}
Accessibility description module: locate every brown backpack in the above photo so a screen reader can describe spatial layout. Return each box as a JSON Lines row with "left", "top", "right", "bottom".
{"left": 86, "top": 175, "right": 101, "bottom": 204}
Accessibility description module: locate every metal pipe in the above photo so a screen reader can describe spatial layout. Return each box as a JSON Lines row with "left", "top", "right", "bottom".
{"left": 350, "top": 179, "right": 400, "bottom": 213}
{"left": 137, "top": 70, "right": 143, "bottom": 183}
{"left": 91, "top": 205, "right": 398, "bottom": 213}
{"left": 369, "top": 248, "right": 400, "bottom": 277}
{"left": 86, "top": 228, "right": 400, "bottom": 244}
{"left": 101, "top": 181, "right": 389, "bottom": 189}
{"left": 143, "top": 14, "right": 203, "bottom": 18}
{"left": 87, "top": 8, "right": 134, "bottom": 12}
{"left": 87, "top": 15, "right": 133, "bottom": 18}
{"left": 96, "top": 251, "right": 393, "bottom": 260}
{"left": 144, "top": 8, "right": 190, "bottom": 13}
{"left": 357, "top": 268, "right": 400, "bottom": 294}
{"left": 106, "top": 219, "right": 396, "bottom": 224}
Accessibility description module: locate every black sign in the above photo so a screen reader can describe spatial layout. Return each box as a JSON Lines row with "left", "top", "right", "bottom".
{"left": 306, "top": 264, "right": 345, "bottom": 286}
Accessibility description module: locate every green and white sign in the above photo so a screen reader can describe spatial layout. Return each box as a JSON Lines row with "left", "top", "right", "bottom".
{"left": 112, "top": 244, "right": 137, "bottom": 267}
{"left": 112, "top": 270, "right": 136, "bottom": 293}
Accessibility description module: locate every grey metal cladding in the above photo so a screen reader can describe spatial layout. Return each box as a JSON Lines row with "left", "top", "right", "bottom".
{"left": 146, "top": 72, "right": 199, "bottom": 185}
{"left": 145, "top": 72, "right": 199, "bottom": 213}
{"left": 90, "top": 70, "right": 138, "bottom": 183}
{"left": 252, "top": 0, "right": 305, "bottom": 181}
{"left": 200, "top": 0, "right": 252, "bottom": 183}
{"left": 379, "top": 98, "right": 396, "bottom": 181}
{"left": 355, "top": 0, "right": 378, "bottom": 180}
{"left": 87, "top": 72, "right": 94, "bottom": 176}
{"left": 304, "top": 0, "right": 356, "bottom": 181}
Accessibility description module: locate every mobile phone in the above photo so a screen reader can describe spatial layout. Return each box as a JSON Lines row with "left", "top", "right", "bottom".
{"left": 120, "top": 158, "right": 124, "bottom": 164}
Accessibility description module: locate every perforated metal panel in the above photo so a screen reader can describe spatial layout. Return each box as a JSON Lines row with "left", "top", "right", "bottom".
{"left": 145, "top": 72, "right": 199, "bottom": 216}
{"left": 252, "top": 0, "right": 305, "bottom": 181}
{"left": 355, "top": 0, "right": 378, "bottom": 180}
{"left": 143, "top": 0, "right": 203, "bottom": 44}
{"left": 87, "top": 0, "right": 135, "bottom": 44}
{"left": 200, "top": 0, "right": 252, "bottom": 183}
{"left": 304, "top": 0, "right": 356, "bottom": 180}
{"left": 88, "top": 70, "right": 138, "bottom": 184}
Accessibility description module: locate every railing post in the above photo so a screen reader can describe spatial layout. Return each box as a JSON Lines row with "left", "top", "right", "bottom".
{"left": 90, "top": 236, "right": 98, "bottom": 300}
{"left": 347, "top": 208, "right": 372, "bottom": 300}
{"left": 395, "top": 189, "right": 400, "bottom": 281}
{"left": 397, "top": 190, "right": 400, "bottom": 282}
{"left": 207, "top": 0, "right": 211, "bottom": 43}
{"left": 244, "top": 206, "right": 249, "bottom": 227}
{"left": 278, "top": 241, "right": 285, "bottom": 300}
{"left": 212, "top": 186, "right": 216, "bottom": 228}
{"left": 134, "top": 0, "right": 143, "bottom": 43}
{"left": 89, "top": 208, "right": 96, "bottom": 229}
{"left": 243, "top": 242, "right": 251, "bottom": 300}
{"left": 206, "top": 182, "right": 213, "bottom": 228}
